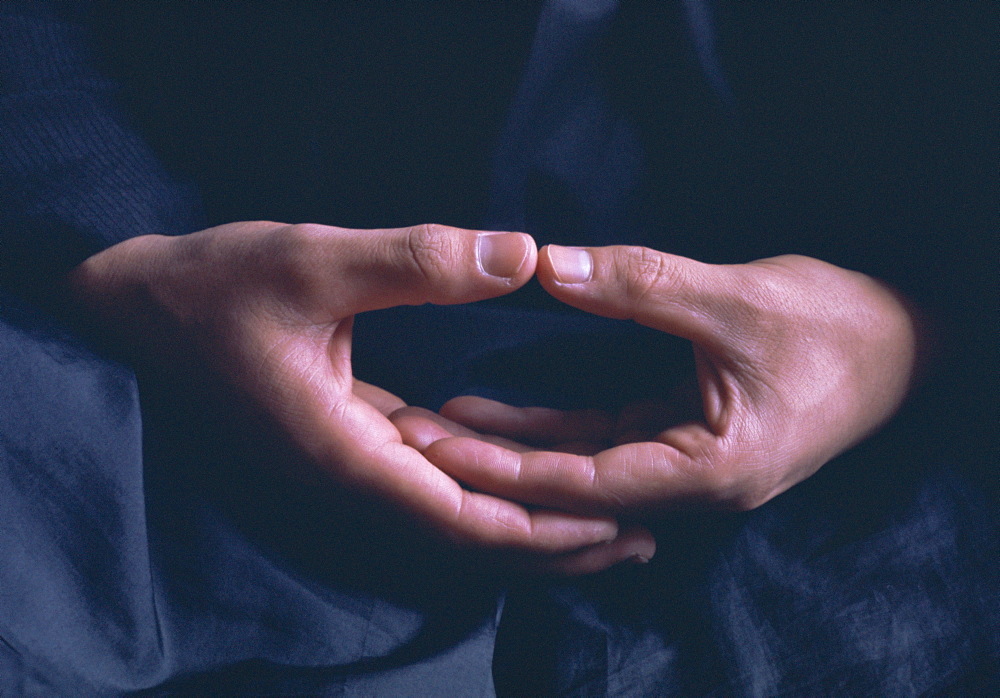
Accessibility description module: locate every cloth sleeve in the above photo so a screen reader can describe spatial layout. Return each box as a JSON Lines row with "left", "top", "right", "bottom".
{"left": 0, "top": 0, "right": 203, "bottom": 291}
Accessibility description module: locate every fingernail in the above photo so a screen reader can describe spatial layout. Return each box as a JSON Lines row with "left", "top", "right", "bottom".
{"left": 478, "top": 233, "right": 530, "bottom": 278}
{"left": 628, "top": 553, "right": 650, "bottom": 564}
{"left": 547, "top": 245, "right": 592, "bottom": 284}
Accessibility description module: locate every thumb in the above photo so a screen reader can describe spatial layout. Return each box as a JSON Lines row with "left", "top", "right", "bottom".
{"left": 311, "top": 223, "right": 536, "bottom": 315}
{"left": 535, "top": 244, "right": 737, "bottom": 345}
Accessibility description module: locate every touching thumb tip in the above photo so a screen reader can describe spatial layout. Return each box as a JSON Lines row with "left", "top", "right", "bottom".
{"left": 545, "top": 245, "right": 593, "bottom": 284}
{"left": 477, "top": 233, "right": 532, "bottom": 279}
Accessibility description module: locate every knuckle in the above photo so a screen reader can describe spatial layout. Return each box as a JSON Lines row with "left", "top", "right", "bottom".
{"left": 620, "top": 246, "right": 682, "bottom": 306}
{"left": 405, "top": 223, "right": 458, "bottom": 286}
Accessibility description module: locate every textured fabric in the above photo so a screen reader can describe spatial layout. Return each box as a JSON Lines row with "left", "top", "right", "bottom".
{"left": 494, "top": 450, "right": 1000, "bottom": 695}
{"left": 0, "top": 1, "right": 203, "bottom": 290}
{"left": 0, "top": 292, "right": 504, "bottom": 695}
{"left": 0, "top": 1, "right": 996, "bottom": 694}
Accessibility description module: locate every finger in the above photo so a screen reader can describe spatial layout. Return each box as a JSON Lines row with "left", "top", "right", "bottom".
{"left": 263, "top": 340, "right": 620, "bottom": 552}
{"left": 392, "top": 408, "right": 606, "bottom": 457}
{"left": 535, "top": 244, "right": 739, "bottom": 347}
{"left": 289, "top": 382, "right": 620, "bottom": 552}
{"left": 392, "top": 407, "right": 606, "bottom": 457}
{"left": 424, "top": 429, "right": 724, "bottom": 515}
{"left": 389, "top": 406, "right": 534, "bottom": 453}
{"left": 373, "top": 442, "right": 622, "bottom": 552}
{"left": 527, "top": 524, "right": 657, "bottom": 576}
{"left": 275, "top": 223, "right": 537, "bottom": 316}
{"left": 439, "top": 396, "right": 614, "bottom": 448}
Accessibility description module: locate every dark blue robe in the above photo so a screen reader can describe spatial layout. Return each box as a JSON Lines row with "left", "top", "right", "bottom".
{"left": 1, "top": 2, "right": 996, "bottom": 693}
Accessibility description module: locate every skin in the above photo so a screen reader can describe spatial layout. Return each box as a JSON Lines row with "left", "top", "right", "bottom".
{"left": 398, "top": 244, "right": 921, "bottom": 517}
{"left": 69, "top": 228, "right": 918, "bottom": 572}
{"left": 68, "top": 222, "right": 655, "bottom": 575}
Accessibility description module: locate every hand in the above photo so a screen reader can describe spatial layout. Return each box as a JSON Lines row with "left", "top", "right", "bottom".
{"left": 68, "top": 222, "right": 653, "bottom": 572}
{"left": 414, "top": 245, "right": 921, "bottom": 514}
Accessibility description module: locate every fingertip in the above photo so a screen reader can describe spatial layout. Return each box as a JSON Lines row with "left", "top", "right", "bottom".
{"left": 423, "top": 434, "right": 497, "bottom": 467}
{"left": 619, "top": 524, "right": 657, "bottom": 563}
{"left": 438, "top": 395, "right": 484, "bottom": 424}
{"left": 529, "top": 523, "right": 657, "bottom": 576}
{"left": 438, "top": 395, "right": 512, "bottom": 431}
{"left": 389, "top": 407, "right": 454, "bottom": 452}
{"left": 536, "top": 244, "right": 612, "bottom": 317}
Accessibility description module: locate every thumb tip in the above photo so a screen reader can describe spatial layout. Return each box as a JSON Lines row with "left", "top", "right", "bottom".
{"left": 540, "top": 245, "right": 594, "bottom": 285}
{"left": 478, "top": 232, "right": 536, "bottom": 281}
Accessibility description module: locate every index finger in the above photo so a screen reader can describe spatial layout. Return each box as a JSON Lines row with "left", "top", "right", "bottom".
{"left": 317, "top": 395, "right": 622, "bottom": 554}
{"left": 423, "top": 425, "right": 728, "bottom": 515}
{"left": 261, "top": 342, "right": 621, "bottom": 554}
{"left": 439, "top": 396, "right": 614, "bottom": 447}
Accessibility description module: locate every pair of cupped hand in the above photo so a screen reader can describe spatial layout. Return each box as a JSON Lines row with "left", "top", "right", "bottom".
{"left": 70, "top": 221, "right": 918, "bottom": 574}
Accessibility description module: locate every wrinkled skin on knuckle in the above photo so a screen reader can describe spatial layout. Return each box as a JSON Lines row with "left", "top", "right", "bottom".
{"left": 405, "top": 223, "right": 460, "bottom": 297}
{"left": 619, "top": 246, "right": 675, "bottom": 308}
